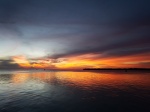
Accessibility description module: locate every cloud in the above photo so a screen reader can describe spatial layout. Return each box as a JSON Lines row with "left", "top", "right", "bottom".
{"left": 46, "top": 26, "right": 150, "bottom": 59}
{"left": 0, "top": 59, "right": 21, "bottom": 69}
{"left": 0, "top": 0, "right": 150, "bottom": 67}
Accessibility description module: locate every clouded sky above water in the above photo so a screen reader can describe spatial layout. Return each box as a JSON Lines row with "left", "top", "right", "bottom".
{"left": 0, "top": 0, "right": 150, "bottom": 70}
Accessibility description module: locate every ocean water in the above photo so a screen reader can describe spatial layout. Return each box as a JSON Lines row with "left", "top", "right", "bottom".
{"left": 0, "top": 70, "right": 150, "bottom": 112}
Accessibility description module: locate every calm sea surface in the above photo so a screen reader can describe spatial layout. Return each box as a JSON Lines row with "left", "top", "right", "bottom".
{"left": 0, "top": 70, "right": 150, "bottom": 112}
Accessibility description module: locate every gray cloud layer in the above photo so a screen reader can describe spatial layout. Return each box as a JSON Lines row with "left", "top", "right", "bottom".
{"left": 0, "top": 59, "right": 20, "bottom": 69}
{"left": 0, "top": 0, "right": 150, "bottom": 63}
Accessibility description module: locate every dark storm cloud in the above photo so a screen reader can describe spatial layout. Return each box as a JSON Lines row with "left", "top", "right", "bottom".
{"left": 0, "top": 0, "right": 102, "bottom": 24}
{"left": 1, "top": 0, "right": 149, "bottom": 25}
{"left": 0, "top": 0, "right": 150, "bottom": 60}
{"left": 48, "top": 26, "right": 150, "bottom": 59}
{"left": 0, "top": 59, "right": 20, "bottom": 69}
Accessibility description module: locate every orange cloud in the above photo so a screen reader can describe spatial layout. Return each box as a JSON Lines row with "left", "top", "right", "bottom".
{"left": 12, "top": 55, "right": 31, "bottom": 68}
{"left": 11, "top": 52, "right": 150, "bottom": 70}
{"left": 52, "top": 52, "right": 150, "bottom": 70}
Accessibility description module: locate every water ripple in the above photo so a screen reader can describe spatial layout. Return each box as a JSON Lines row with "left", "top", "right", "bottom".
{"left": 0, "top": 71, "right": 150, "bottom": 112}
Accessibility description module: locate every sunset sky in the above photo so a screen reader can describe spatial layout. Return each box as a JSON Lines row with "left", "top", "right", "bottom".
{"left": 0, "top": 0, "right": 150, "bottom": 70}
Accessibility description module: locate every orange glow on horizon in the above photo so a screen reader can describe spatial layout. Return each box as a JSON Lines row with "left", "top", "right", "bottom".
{"left": 12, "top": 55, "right": 31, "bottom": 68}
{"left": 11, "top": 53, "right": 150, "bottom": 70}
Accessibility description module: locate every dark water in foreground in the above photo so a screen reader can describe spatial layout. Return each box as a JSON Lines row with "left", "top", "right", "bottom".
{"left": 0, "top": 70, "right": 150, "bottom": 112}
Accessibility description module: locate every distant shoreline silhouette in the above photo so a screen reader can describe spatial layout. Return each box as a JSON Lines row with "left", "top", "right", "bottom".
{"left": 83, "top": 68, "right": 150, "bottom": 71}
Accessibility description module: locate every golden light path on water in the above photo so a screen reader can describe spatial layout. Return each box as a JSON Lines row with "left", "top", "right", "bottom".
{"left": 0, "top": 71, "right": 150, "bottom": 112}
{"left": 10, "top": 71, "right": 150, "bottom": 91}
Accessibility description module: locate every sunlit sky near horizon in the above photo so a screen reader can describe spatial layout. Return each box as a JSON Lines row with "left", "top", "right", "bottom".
{"left": 0, "top": 0, "right": 150, "bottom": 70}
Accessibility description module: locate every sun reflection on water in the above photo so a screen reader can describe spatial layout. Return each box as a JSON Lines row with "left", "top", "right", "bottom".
{"left": 8, "top": 71, "right": 150, "bottom": 91}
